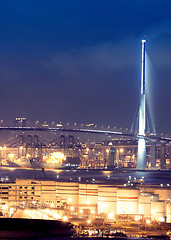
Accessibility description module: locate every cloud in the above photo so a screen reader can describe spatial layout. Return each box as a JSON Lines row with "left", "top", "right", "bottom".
{"left": 146, "top": 18, "right": 171, "bottom": 68}
{"left": 146, "top": 18, "right": 171, "bottom": 40}
{"left": 41, "top": 18, "right": 171, "bottom": 81}
{"left": 42, "top": 36, "right": 139, "bottom": 82}
{"left": 39, "top": 36, "right": 141, "bottom": 127}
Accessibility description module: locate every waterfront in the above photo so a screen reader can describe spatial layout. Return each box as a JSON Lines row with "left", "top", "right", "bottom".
{"left": 0, "top": 163, "right": 170, "bottom": 240}
{"left": 1, "top": 166, "right": 171, "bottom": 185}
{"left": 0, "top": 167, "right": 171, "bottom": 238}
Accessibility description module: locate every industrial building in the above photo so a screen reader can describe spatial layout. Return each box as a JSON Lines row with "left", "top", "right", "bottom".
{"left": 1, "top": 178, "right": 171, "bottom": 223}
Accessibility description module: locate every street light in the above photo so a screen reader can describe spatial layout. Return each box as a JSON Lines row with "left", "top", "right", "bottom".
{"left": 79, "top": 209, "right": 83, "bottom": 214}
{"left": 146, "top": 219, "right": 151, "bottom": 224}
{"left": 120, "top": 148, "right": 124, "bottom": 153}
{"left": 63, "top": 216, "right": 68, "bottom": 222}
{"left": 70, "top": 206, "right": 74, "bottom": 211}
{"left": 108, "top": 212, "right": 114, "bottom": 219}
{"left": 91, "top": 209, "right": 95, "bottom": 214}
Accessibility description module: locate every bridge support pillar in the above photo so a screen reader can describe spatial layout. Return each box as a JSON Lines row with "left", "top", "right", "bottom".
{"left": 150, "top": 141, "right": 156, "bottom": 169}
{"left": 109, "top": 147, "right": 116, "bottom": 166}
{"left": 160, "top": 144, "right": 166, "bottom": 169}
{"left": 137, "top": 138, "right": 146, "bottom": 169}
{"left": 137, "top": 39, "right": 146, "bottom": 170}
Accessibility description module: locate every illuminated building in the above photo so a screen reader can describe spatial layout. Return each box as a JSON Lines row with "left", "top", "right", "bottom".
{"left": 0, "top": 178, "right": 171, "bottom": 223}
{"left": 14, "top": 117, "right": 27, "bottom": 127}
{"left": 98, "top": 186, "right": 117, "bottom": 215}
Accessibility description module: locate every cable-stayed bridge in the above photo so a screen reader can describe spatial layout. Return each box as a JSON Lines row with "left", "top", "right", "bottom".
{"left": 0, "top": 40, "right": 171, "bottom": 170}
{"left": 0, "top": 125, "right": 169, "bottom": 145}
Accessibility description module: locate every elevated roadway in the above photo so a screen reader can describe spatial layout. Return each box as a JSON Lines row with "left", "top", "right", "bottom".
{"left": 0, "top": 126, "right": 170, "bottom": 142}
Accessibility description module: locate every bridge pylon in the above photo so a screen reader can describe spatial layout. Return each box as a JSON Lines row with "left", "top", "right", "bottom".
{"left": 137, "top": 39, "right": 147, "bottom": 169}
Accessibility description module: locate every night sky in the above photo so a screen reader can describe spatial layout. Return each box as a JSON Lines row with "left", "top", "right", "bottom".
{"left": 0, "top": 0, "right": 171, "bottom": 134}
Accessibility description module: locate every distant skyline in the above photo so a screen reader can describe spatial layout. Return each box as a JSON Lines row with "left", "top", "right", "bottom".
{"left": 0, "top": 0, "right": 171, "bottom": 134}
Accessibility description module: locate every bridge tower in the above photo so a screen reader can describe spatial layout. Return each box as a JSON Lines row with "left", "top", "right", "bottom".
{"left": 137, "top": 39, "right": 146, "bottom": 169}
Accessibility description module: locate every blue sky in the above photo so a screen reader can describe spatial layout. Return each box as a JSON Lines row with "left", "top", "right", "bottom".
{"left": 0, "top": 0, "right": 171, "bottom": 134}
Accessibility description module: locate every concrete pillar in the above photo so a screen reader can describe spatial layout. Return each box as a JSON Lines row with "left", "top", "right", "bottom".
{"left": 151, "top": 141, "right": 156, "bottom": 169}
{"left": 106, "top": 150, "right": 110, "bottom": 167}
{"left": 137, "top": 40, "right": 146, "bottom": 170}
{"left": 109, "top": 147, "right": 116, "bottom": 166}
{"left": 137, "top": 138, "right": 146, "bottom": 169}
{"left": 160, "top": 144, "right": 166, "bottom": 169}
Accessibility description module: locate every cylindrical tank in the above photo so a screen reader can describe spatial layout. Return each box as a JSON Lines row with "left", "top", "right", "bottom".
{"left": 98, "top": 186, "right": 117, "bottom": 215}
{"left": 56, "top": 182, "right": 79, "bottom": 207}
{"left": 167, "top": 203, "right": 171, "bottom": 223}
{"left": 154, "top": 189, "right": 171, "bottom": 201}
{"left": 139, "top": 194, "right": 151, "bottom": 218}
{"left": 117, "top": 188, "right": 139, "bottom": 214}
{"left": 151, "top": 201, "right": 165, "bottom": 221}
{"left": 79, "top": 183, "right": 98, "bottom": 209}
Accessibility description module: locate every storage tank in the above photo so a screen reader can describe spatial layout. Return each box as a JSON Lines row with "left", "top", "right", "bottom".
{"left": 151, "top": 201, "right": 165, "bottom": 222}
{"left": 98, "top": 186, "right": 117, "bottom": 215}
{"left": 154, "top": 189, "right": 171, "bottom": 201}
{"left": 139, "top": 193, "right": 151, "bottom": 218}
{"left": 167, "top": 203, "right": 171, "bottom": 223}
{"left": 79, "top": 183, "right": 98, "bottom": 209}
{"left": 56, "top": 182, "right": 79, "bottom": 207}
{"left": 117, "top": 188, "right": 139, "bottom": 214}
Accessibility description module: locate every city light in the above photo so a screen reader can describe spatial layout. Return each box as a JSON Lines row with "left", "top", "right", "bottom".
{"left": 79, "top": 209, "right": 83, "bottom": 214}
{"left": 70, "top": 206, "right": 74, "bottom": 211}
{"left": 54, "top": 213, "right": 61, "bottom": 219}
{"left": 108, "top": 212, "right": 114, "bottom": 219}
{"left": 135, "top": 215, "right": 140, "bottom": 221}
{"left": 46, "top": 152, "right": 66, "bottom": 164}
{"left": 0, "top": 15, "right": 169, "bottom": 238}
{"left": 90, "top": 209, "right": 95, "bottom": 214}
{"left": 146, "top": 219, "right": 151, "bottom": 224}
{"left": 45, "top": 209, "right": 50, "bottom": 214}
{"left": 63, "top": 216, "right": 68, "bottom": 222}
{"left": 159, "top": 217, "right": 164, "bottom": 222}
{"left": 2, "top": 205, "right": 8, "bottom": 210}
{"left": 0, "top": 172, "right": 170, "bottom": 237}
